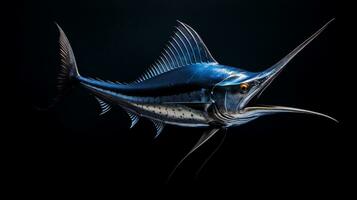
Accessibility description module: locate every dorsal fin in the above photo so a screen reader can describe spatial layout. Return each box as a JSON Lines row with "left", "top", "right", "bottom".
{"left": 135, "top": 21, "right": 218, "bottom": 83}
{"left": 95, "top": 97, "right": 111, "bottom": 115}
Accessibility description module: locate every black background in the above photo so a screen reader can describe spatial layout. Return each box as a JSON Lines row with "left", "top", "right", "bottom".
{"left": 16, "top": 0, "right": 346, "bottom": 187}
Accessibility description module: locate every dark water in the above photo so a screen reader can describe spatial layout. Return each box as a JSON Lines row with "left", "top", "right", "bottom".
{"left": 16, "top": 0, "right": 345, "bottom": 187}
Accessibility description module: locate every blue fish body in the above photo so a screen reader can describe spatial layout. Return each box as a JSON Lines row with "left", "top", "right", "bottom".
{"left": 81, "top": 63, "right": 255, "bottom": 95}
{"left": 77, "top": 63, "right": 257, "bottom": 128}
{"left": 52, "top": 20, "right": 337, "bottom": 179}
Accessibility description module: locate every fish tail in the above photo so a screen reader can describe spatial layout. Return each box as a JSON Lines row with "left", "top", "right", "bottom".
{"left": 56, "top": 22, "right": 80, "bottom": 88}
{"left": 42, "top": 23, "right": 80, "bottom": 109}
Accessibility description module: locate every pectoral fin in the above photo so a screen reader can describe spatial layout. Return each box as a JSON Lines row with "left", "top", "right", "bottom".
{"left": 195, "top": 129, "right": 227, "bottom": 178}
{"left": 167, "top": 128, "right": 220, "bottom": 181}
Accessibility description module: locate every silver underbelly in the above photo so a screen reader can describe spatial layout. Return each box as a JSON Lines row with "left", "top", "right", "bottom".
{"left": 81, "top": 83, "right": 212, "bottom": 127}
{"left": 126, "top": 102, "right": 210, "bottom": 127}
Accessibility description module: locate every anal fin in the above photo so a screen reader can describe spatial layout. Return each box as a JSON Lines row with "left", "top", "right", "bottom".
{"left": 126, "top": 110, "right": 140, "bottom": 129}
{"left": 95, "top": 97, "right": 111, "bottom": 115}
{"left": 151, "top": 120, "right": 165, "bottom": 138}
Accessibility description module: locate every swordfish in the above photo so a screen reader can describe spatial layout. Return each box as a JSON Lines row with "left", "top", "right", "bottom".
{"left": 52, "top": 19, "right": 337, "bottom": 176}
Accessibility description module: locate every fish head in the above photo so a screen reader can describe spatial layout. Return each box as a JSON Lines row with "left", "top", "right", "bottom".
{"left": 208, "top": 19, "right": 338, "bottom": 127}
{"left": 210, "top": 65, "right": 337, "bottom": 126}
{"left": 211, "top": 70, "right": 261, "bottom": 113}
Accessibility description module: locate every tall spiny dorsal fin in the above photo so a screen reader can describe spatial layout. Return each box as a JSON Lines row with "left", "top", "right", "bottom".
{"left": 134, "top": 21, "right": 218, "bottom": 83}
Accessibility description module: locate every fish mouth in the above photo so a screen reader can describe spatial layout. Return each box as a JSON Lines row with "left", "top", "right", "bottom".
{"left": 235, "top": 19, "right": 338, "bottom": 123}
{"left": 239, "top": 105, "right": 338, "bottom": 123}
{"left": 237, "top": 73, "right": 338, "bottom": 123}
{"left": 233, "top": 62, "right": 338, "bottom": 123}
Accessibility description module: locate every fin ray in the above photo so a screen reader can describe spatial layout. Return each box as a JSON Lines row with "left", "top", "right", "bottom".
{"left": 126, "top": 110, "right": 140, "bottom": 128}
{"left": 95, "top": 97, "right": 111, "bottom": 115}
{"left": 167, "top": 128, "right": 220, "bottom": 181}
{"left": 151, "top": 120, "right": 165, "bottom": 138}
{"left": 134, "top": 21, "right": 217, "bottom": 83}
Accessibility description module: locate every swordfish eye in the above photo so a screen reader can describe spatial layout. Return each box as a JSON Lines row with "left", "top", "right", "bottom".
{"left": 239, "top": 83, "right": 250, "bottom": 93}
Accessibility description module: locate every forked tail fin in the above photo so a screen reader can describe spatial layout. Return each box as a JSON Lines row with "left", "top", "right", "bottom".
{"left": 56, "top": 23, "right": 80, "bottom": 91}
{"left": 42, "top": 23, "right": 80, "bottom": 109}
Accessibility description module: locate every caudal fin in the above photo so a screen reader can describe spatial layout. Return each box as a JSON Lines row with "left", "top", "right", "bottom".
{"left": 56, "top": 22, "right": 79, "bottom": 87}
{"left": 44, "top": 23, "right": 80, "bottom": 109}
